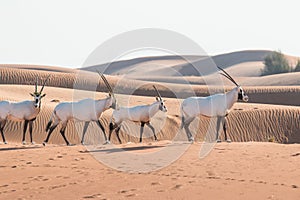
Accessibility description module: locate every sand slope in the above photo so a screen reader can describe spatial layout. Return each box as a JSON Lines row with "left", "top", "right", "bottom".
{"left": 0, "top": 142, "right": 299, "bottom": 199}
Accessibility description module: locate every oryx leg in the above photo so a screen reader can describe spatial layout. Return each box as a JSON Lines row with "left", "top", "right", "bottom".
{"left": 109, "top": 122, "right": 122, "bottom": 144}
{"left": 115, "top": 125, "right": 122, "bottom": 144}
{"left": 109, "top": 122, "right": 118, "bottom": 141}
{"left": 60, "top": 121, "right": 70, "bottom": 146}
{"left": 96, "top": 120, "right": 109, "bottom": 144}
{"left": 222, "top": 117, "right": 231, "bottom": 143}
{"left": 81, "top": 121, "right": 90, "bottom": 145}
{"left": 139, "top": 122, "right": 146, "bottom": 143}
{"left": 183, "top": 117, "right": 195, "bottom": 142}
{"left": 28, "top": 120, "right": 35, "bottom": 144}
{"left": 43, "top": 120, "right": 59, "bottom": 145}
{"left": 146, "top": 122, "right": 157, "bottom": 141}
{"left": 0, "top": 120, "right": 7, "bottom": 144}
{"left": 216, "top": 116, "right": 223, "bottom": 142}
{"left": 22, "top": 120, "right": 29, "bottom": 144}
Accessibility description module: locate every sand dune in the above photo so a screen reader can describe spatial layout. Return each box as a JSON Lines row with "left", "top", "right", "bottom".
{"left": 1, "top": 51, "right": 300, "bottom": 200}
{"left": 2, "top": 65, "right": 300, "bottom": 108}
{"left": 0, "top": 85, "right": 299, "bottom": 145}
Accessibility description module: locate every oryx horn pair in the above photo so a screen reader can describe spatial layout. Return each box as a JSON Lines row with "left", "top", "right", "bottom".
{"left": 32, "top": 75, "right": 51, "bottom": 96}
{"left": 218, "top": 66, "right": 239, "bottom": 87}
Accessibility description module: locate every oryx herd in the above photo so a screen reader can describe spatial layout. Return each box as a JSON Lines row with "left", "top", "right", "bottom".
{"left": 0, "top": 67, "right": 248, "bottom": 146}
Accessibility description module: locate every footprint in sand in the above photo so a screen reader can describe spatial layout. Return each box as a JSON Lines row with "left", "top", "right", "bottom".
{"left": 291, "top": 153, "right": 300, "bottom": 157}
{"left": 172, "top": 184, "right": 183, "bottom": 190}
{"left": 49, "top": 184, "right": 67, "bottom": 190}
{"left": 0, "top": 184, "right": 9, "bottom": 188}
{"left": 118, "top": 189, "right": 128, "bottom": 194}
{"left": 125, "top": 194, "right": 137, "bottom": 197}
{"left": 151, "top": 182, "right": 161, "bottom": 186}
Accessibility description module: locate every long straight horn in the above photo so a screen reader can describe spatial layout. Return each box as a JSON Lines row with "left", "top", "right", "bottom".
{"left": 97, "top": 71, "right": 113, "bottom": 95}
{"left": 39, "top": 75, "right": 51, "bottom": 93}
{"left": 217, "top": 66, "right": 239, "bottom": 87}
{"left": 153, "top": 85, "right": 162, "bottom": 101}
{"left": 35, "top": 77, "right": 38, "bottom": 93}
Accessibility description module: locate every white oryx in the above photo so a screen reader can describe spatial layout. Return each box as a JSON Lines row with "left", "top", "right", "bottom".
{"left": 0, "top": 76, "right": 50, "bottom": 144}
{"left": 109, "top": 85, "right": 167, "bottom": 143}
{"left": 43, "top": 73, "right": 116, "bottom": 146}
{"left": 180, "top": 66, "right": 249, "bottom": 142}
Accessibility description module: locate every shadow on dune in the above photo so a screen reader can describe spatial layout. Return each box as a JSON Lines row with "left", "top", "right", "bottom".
{"left": 81, "top": 145, "right": 166, "bottom": 154}
{"left": 0, "top": 146, "right": 41, "bottom": 152}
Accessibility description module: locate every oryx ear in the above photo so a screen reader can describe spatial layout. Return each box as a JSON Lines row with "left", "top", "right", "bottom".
{"left": 30, "top": 93, "right": 34, "bottom": 97}
{"left": 41, "top": 94, "right": 46, "bottom": 98}
{"left": 163, "top": 100, "right": 166, "bottom": 102}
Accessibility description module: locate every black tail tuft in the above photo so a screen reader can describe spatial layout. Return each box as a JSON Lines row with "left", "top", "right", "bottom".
{"left": 46, "top": 120, "right": 52, "bottom": 132}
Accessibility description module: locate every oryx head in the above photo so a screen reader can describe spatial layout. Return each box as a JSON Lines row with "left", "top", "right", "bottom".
{"left": 30, "top": 75, "right": 50, "bottom": 108}
{"left": 98, "top": 72, "right": 117, "bottom": 109}
{"left": 218, "top": 66, "right": 249, "bottom": 102}
{"left": 153, "top": 85, "right": 167, "bottom": 112}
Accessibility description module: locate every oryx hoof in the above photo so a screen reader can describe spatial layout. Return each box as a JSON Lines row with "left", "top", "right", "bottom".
{"left": 22, "top": 141, "right": 26, "bottom": 145}
{"left": 42, "top": 142, "right": 47, "bottom": 146}
{"left": 188, "top": 137, "right": 194, "bottom": 142}
{"left": 103, "top": 140, "right": 110, "bottom": 145}
{"left": 226, "top": 139, "right": 232, "bottom": 143}
{"left": 3, "top": 141, "right": 7, "bottom": 144}
{"left": 31, "top": 141, "right": 36, "bottom": 145}
{"left": 81, "top": 141, "right": 85, "bottom": 145}
{"left": 216, "top": 139, "right": 222, "bottom": 143}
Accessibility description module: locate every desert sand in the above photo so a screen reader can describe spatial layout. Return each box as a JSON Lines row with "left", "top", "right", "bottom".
{"left": 0, "top": 142, "right": 299, "bottom": 200}
{"left": 0, "top": 50, "right": 300, "bottom": 199}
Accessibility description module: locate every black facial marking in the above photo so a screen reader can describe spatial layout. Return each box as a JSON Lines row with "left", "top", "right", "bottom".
{"left": 238, "top": 92, "right": 243, "bottom": 100}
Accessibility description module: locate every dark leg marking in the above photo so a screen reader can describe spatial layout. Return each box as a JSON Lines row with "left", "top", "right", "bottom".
{"left": 29, "top": 120, "right": 34, "bottom": 143}
{"left": 44, "top": 123, "right": 58, "bottom": 144}
{"left": 139, "top": 122, "right": 145, "bottom": 143}
{"left": 81, "top": 121, "right": 90, "bottom": 144}
{"left": 146, "top": 122, "right": 157, "bottom": 141}
{"left": 223, "top": 117, "right": 230, "bottom": 142}
{"left": 96, "top": 120, "right": 108, "bottom": 142}
{"left": 109, "top": 122, "right": 122, "bottom": 144}
{"left": 45, "top": 120, "right": 52, "bottom": 132}
{"left": 60, "top": 121, "right": 70, "bottom": 146}
{"left": 0, "top": 120, "right": 7, "bottom": 144}
{"left": 216, "top": 116, "right": 222, "bottom": 142}
{"left": 183, "top": 117, "right": 195, "bottom": 141}
{"left": 115, "top": 125, "right": 122, "bottom": 144}
{"left": 109, "top": 122, "right": 117, "bottom": 141}
{"left": 22, "top": 120, "right": 29, "bottom": 144}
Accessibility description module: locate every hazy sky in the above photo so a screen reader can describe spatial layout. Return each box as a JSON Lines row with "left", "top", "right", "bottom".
{"left": 0, "top": 0, "right": 299, "bottom": 67}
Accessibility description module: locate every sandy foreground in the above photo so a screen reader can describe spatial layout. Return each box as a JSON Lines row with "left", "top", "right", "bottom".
{"left": 0, "top": 142, "right": 299, "bottom": 200}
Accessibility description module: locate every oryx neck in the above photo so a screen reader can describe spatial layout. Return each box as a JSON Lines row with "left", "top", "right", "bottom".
{"left": 149, "top": 101, "right": 160, "bottom": 118}
{"left": 225, "top": 87, "right": 239, "bottom": 110}
{"left": 101, "top": 96, "right": 113, "bottom": 110}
